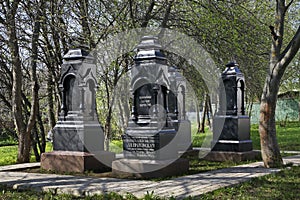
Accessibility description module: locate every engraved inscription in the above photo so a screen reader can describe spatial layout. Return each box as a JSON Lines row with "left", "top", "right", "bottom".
{"left": 139, "top": 96, "right": 152, "bottom": 107}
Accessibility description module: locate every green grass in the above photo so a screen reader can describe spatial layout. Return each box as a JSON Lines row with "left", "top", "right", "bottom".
{"left": 191, "top": 123, "right": 213, "bottom": 148}
{"left": 199, "top": 166, "right": 300, "bottom": 200}
{"left": 251, "top": 121, "right": 300, "bottom": 151}
{"left": 0, "top": 142, "right": 53, "bottom": 166}
{"left": 0, "top": 145, "right": 18, "bottom": 166}
{"left": 188, "top": 159, "right": 254, "bottom": 175}
{"left": 110, "top": 140, "right": 123, "bottom": 153}
{"left": 191, "top": 121, "right": 300, "bottom": 151}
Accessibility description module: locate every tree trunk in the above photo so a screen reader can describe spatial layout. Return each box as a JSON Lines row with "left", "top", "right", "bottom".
{"left": 259, "top": 79, "right": 282, "bottom": 167}
{"left": 247, "top": 101, "right": 253, "bottom": 118}
{"left": 206, "top": 94, "right": 212, "bottom": 128}
{"left": 37, "top": 110, "right": 46, "bottom": 153}
{"left": 7, "top": 0, "right": 31, "bottom": 163}
{"left": 47, "top": 77, "right": 56, "bottom": 129}
{"left": 196, "top": 101, "right": 201, "bottom": 133}
{"left": 31, "top": 124, "right": 40, "bottom": 162}
{"left": 199, "top": 99, "right": 207, "bottom": 133}
{"left": 259, "top": 0, "right": 300, "bottom": 168}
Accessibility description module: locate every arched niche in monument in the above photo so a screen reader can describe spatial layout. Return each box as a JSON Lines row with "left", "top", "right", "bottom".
{"left": 237, "top": 79, "right": 245, "bottom": 115}
{"left": 62, "top": 74, "right": 78, "bottom": 115}
{"left": 223, "top": 78, "right": 237, "bottom": 115}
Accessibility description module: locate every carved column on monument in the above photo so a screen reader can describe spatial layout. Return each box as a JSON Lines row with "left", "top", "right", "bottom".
{"left": 168, "top": 66, "right": 192, "bottom": 152}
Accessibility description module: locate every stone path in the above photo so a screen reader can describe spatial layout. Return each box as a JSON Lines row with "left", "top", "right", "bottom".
{"left": 0, "top": 155, "right": 299, "bottom": 199}
{"left": 0, "top": 162, "right": 40, "bottom": 172}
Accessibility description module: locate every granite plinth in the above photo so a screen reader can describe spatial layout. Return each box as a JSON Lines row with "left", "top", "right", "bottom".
{"left": 112, "top": 158, "right": 189, "bottom": 179}
{"left": 41, "top": 151, "right": 115, "bottom": 173}
{"left": 212, "top": 115, "right": 252, "bottom": 152}
{"left": 204, "top": 150, "right": 261, "bottom": 162}
{"left": 53, "top": 120, "right": 104, "bottom": 152}
{"left": 179, "top": 149, "right": 200, "bottom": 159}
{"left": 122, "top": 128, "right": 178, "bottom": 160}
{"left": 211, "top": 139, "right": 253, "bottom": 152}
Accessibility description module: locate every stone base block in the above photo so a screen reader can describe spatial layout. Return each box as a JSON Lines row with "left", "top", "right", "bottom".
{"left": 112, "top": 158, "right": 189, "bottom": 179}
{"left": 41, "top": 151, "right": 115, "bottom": 173}
{"left": 211, "top": 140, "right": 253, "bottom": 152}
{"left": 203, "top": 150, "right": 261, "bottom": 162}
{"left": 179, "top": 149, "right": 200, "bottom": 159}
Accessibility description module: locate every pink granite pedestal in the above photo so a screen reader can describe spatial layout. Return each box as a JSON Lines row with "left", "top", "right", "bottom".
{"left": 41, "top": 151, "right": 115, "bottom": 173}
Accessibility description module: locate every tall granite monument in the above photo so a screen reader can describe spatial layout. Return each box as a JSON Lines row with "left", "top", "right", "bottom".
{"left": 206, "top": 61, "right": 259, "bottom": 161}
{"left": 112, "top": 36, "right": 189, "bottom": 178}
{"left": 41, "top": 46, "right": 115, "bottom": 173}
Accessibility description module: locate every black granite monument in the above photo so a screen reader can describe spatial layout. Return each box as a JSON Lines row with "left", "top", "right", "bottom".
{"left": 41, "top": 46, "right": 115, "bottom": 172}
{"left": 206, "top": 61, "right": 260, "bottom": 161}
{"left": 112, "top": 36, "right": 189, "bottom": 178}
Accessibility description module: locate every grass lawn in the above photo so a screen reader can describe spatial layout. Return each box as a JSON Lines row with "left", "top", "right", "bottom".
{"left": 0, "top": 145, "right": 19, "bottom": 166}
{"left": 192, "top": 121, "right": 300, "bottom": 151}
{"left": 199, "top": 166, "right": 300, "bottom": 200}
{"left": 250, "top": 121, "right": 300, "bottom": 151}
{"left": 0, "top": 142, "right": 53, "bottom": 166}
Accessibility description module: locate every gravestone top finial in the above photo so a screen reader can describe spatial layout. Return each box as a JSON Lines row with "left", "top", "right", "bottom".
{"left": 225, "top": 60, "right": 239, "bottom": 68}
{"left": 223, "top": 61, "right": 242, "bottom": 75}
{"left": 135, "top": 36, "right": 166, "bottom": 61}
{"left": 136, "top": 36, "right": 161, "bottom": 49}
{"left": 63, "top": 45, "right": 93, "bottom": 61}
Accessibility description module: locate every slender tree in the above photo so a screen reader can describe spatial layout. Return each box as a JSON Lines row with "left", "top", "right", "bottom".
{"left": 259, "top": 0, "right": 300, "bottom": 168}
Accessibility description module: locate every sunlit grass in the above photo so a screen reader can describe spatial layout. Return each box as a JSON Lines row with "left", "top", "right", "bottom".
{"left": 251, "top": 121, "right": 300, "bottom": 151}
{"left": 110, "top": 140, "right": 123, "bottom": 153}
{"left": 0, "top": 145, "right": 18, "bottom": 166}
{"left": 0, "top": 142, "right": 53, "bottom": 166}
{"left": 199, "top": 166, "right": 300, "bottom": 200}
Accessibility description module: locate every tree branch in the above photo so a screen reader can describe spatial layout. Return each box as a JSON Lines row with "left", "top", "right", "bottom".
{"left": 141, "top": 0, "right": 155, "bottom": 27}
{"left": 278, "top": 25, "right": 300, "bottom": 69}
{"left": 286, "top": 0, "right": 294, "bottom": 10}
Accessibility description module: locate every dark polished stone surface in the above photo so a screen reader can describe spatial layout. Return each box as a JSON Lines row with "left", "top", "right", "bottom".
{"left": 212, "top": 62, "right": 252, "bottom": 153}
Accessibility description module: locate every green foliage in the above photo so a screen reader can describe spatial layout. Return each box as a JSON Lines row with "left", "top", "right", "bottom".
{"left": 0, "top": 136, "right": 17, "bottom": 147}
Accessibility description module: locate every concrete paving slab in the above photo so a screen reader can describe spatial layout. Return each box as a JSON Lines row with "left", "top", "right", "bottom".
{"left": 0, "top": 155, "right": 299, "bottom": 199}
{"left": 0, "top": 162, "right": 40, "bottom": 172}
